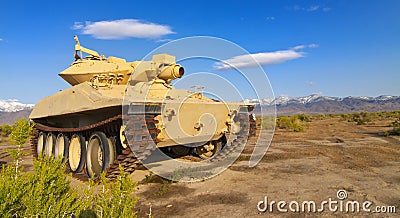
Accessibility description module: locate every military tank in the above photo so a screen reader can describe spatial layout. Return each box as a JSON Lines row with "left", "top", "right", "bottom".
{"left": 29, "top": 36, "right": 256, "bottom": 180}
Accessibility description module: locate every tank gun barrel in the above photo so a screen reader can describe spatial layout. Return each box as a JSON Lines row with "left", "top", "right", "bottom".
{"left": 158, "top": 64, "right": 184, "bottom": 82}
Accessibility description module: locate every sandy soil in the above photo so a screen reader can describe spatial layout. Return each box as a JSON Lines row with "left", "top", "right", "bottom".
{"left": 132, "top": 118, "right": 400, "bottom": 217}
{"left": 1, "top": 117, "right": 399, "bottom": 217}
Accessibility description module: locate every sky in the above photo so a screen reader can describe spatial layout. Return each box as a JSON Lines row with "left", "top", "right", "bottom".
{"left": 0, "top": 0, "right": 399, "bottom": 103}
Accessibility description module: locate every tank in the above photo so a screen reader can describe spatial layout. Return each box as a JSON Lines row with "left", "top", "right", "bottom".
{"left": 29, "top": 36, "right": 256, "bottom": 180}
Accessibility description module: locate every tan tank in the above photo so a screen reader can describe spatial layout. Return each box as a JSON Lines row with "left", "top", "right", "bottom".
{"left": 29, "top": 36, "right": 256, "bottom": 179}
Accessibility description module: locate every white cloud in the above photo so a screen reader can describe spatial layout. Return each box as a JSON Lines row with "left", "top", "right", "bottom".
{"left": 72, "top": 19, "right": 175, "bottom": 39}
{"left": 214, "top": 50, "right": 304, "bottom": 70}
{"left": 266, "top": 16, "right": 275, "bottom": 21}
{"left": 323, "top": 7, "right": 331, "bottom": 12}
{"left": 156, "top": 38, "right": 173, "bottom": 43}
{"left": 72, "top": 22, "right": 84, "bottom": 30}
{"left": 215, "top": 44, "right": 319, "bottom": 70}
{"left": 307, "top": 5, "right": 320, "bottom": 12}
{"left": 291, "top": 44, "right": 319, "bottom": 50}
{"left": 292, "top": 5, "right": 330, "bottom": 12}
{"left": 291, "top": 45, "right": 306, "bottom": 50}
{"left": 0, "top": 38, "right": 3, "bottom": 41}
{"left": 306, "top": 81, "right": 316, "bottom": 86}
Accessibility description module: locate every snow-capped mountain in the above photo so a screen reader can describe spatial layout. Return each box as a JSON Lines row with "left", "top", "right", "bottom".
{"left": 0, "top": 99, "right": 34, "bottom": 112}
{"left": 246, "top": 94, "right": 400, "bottom": 115}
{"left": 245, "top": 94, "right": 400, "bottom": 106}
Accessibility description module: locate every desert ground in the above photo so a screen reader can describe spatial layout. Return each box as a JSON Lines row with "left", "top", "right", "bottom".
{"left": 1, "top": 116, "right": 399, "bottom": 217}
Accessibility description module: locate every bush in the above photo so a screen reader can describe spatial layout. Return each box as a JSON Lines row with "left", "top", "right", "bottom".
{"left": 0, "top": 158, "right": 138, "bottom": 217}
{"left": 260, "top": 116, "right": 275, "bottom": 129}
{"left": 9, "top": 118, "right": 32, "bottom": 146}
{"left": 384, "top": 127, "right": 400, "bottom": 136}
{"left": 296, "top": 113, "right": 311, "bottom": 122}
{"left": 5, "top": 118, "right": 32, "bottom": 171}
{"left": 86, "top": 166, "right": 138, "bottom": 217}
{"left": 340, "top": 114, "right": 350, "bottom": 121}
{"left": 0, "top": 158, "right": 88, "bottom": 217}
{"left": 313, "top": 114, "right": 327, "bottom": 120}
{"left": 349, "top": 112, "right": 372, "bottom": 125}
{"left": 0, "top": 124, "right": 12, "bottom": 136}
{"left": 0, "top": 118, "right": 139, "bottom": 217}
{"left": 276, "top": 116, "right": 305, "bottom": 132}
{"left": 390, "top": 119, "right": 399, "bottom": 127}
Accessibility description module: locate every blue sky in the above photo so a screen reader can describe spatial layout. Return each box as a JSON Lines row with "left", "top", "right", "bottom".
{"left": 0, "top": 0, "right": 399, "bottom": 103}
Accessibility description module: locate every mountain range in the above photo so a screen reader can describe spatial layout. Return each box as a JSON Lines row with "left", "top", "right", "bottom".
{"left": 0, "top": 95, "right": 400, "bottom": 125}
{"left": 0, "top": 99, "right": 34, "bottom": 112}
{"left": 0, "top": 100, "right": 34, "bottom": 125}
{"left": 246, "top": 94, "right": 400, "bottom": 115}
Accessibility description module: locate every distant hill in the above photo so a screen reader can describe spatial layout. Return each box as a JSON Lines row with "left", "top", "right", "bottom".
{"left": 0, "top": 109, "right": 32, "bottom": 125}
{"left": 246, "top": 94, "right": 400, "bottom": 115}
{"left": 0, "top": 100, "right": 34, "bottom": 125}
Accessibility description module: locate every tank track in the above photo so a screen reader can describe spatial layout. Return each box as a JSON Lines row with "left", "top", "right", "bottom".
{"left": 209, "top": 113, "right": 251, "bottom": 163}
{"left": 30, "top": 114, "right": 159, "bottom": 181}
{"left": 29, "top": 113, "right": 254, "bottom": 181}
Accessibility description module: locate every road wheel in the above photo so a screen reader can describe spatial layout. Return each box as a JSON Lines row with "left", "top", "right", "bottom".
{"left": 196, "top": 140, "right": 222, "bottom": 159}
{"left": 170, "top": 145, "right": 191, "bottom": 157}
{"left": 86, "top": 132, "right": 112, "bottom": 178}
{"left": 45, "top": 133, "right": 56, "bottom": 158}
{"left": 68, "top": 134, "right": 86, "bottom": 173}
{"left": 55, "top": 133, "right": 69, "bottom": 163}
{"left": 107, "top": 136, "right": 116, "bottom": 164}
{"left": 37, "top": 132, "right": 46, "bottom": 157}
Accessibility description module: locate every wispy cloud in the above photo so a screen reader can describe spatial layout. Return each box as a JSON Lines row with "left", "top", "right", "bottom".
{"left": 214, "top": 44, "right": 318, "bottom": 70}
{"left": 0, "top": 38, "right": 3, "bottom": 41}
{"left": 214, "top": 50, "right": 303, "bottom": 70}
{"left": 266, "top": 16, "right": 275, "bottom": 21}
{"left": 156, "top": 38, "right": 173, "bottom": 43}
{"left": 307, "top": 5, "right": 320, "bottom": 12}
{"left": 323, "top": 7, "right": 331, "bottom": 12}
{"left": 72, "top": 19, "right": 175, "bottom": 40}
{"left": 306, "top": 81, "right": 316, "bottom": 86}
{"left": 292, "top": 5, "right": 331, "bottom": 12}
{"left": 291, "top": 43, "right": 319, "bottom": 50}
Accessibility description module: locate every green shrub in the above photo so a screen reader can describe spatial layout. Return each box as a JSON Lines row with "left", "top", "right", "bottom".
{"left": 0, "top": 158, "right": 87, "bottom": 217}
{"left": 1, "top": 118, "right": 139, "bottom": 217}
{"left": 9, "top": 118, "right": 32, "bottom": 146}
{"left": 385, "top": 127, "right": 400, "bottom": 136}
{"left": 340, "top": 114, "right": 350, "bottom": 121}
{"left": 296, "top": 113, "right": 311, "bottom": 122}
{"left": 23, "top": 158, "right": 88, "bottom": 217}
{"left": 313, "top": 114, "right": 327, "bottom": 120}
{"left": 390, "top": 119, "right": 399, "bottom": 127}
{"left": 0, "top": 124, "right": 12, "bottom": 136}
{"left": 0, "top": 159, "right": 139, "bottom": 217}
{"left": 276, "top": 116, "right": 305, "bottom": 132}
{"left": 349, "top": 112, "right": 372, "bottom": 125}
{"left": 0, "top": 163, "right": 26, "bottom": 216}
{"left": 86, "top": 166, "right": 138, "bottom": 217}
{"left": 260, "top": 116, "right": 275, "bottom": 129}
{"left": 4, "top": 118, "right": 32, "bottom": 173}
